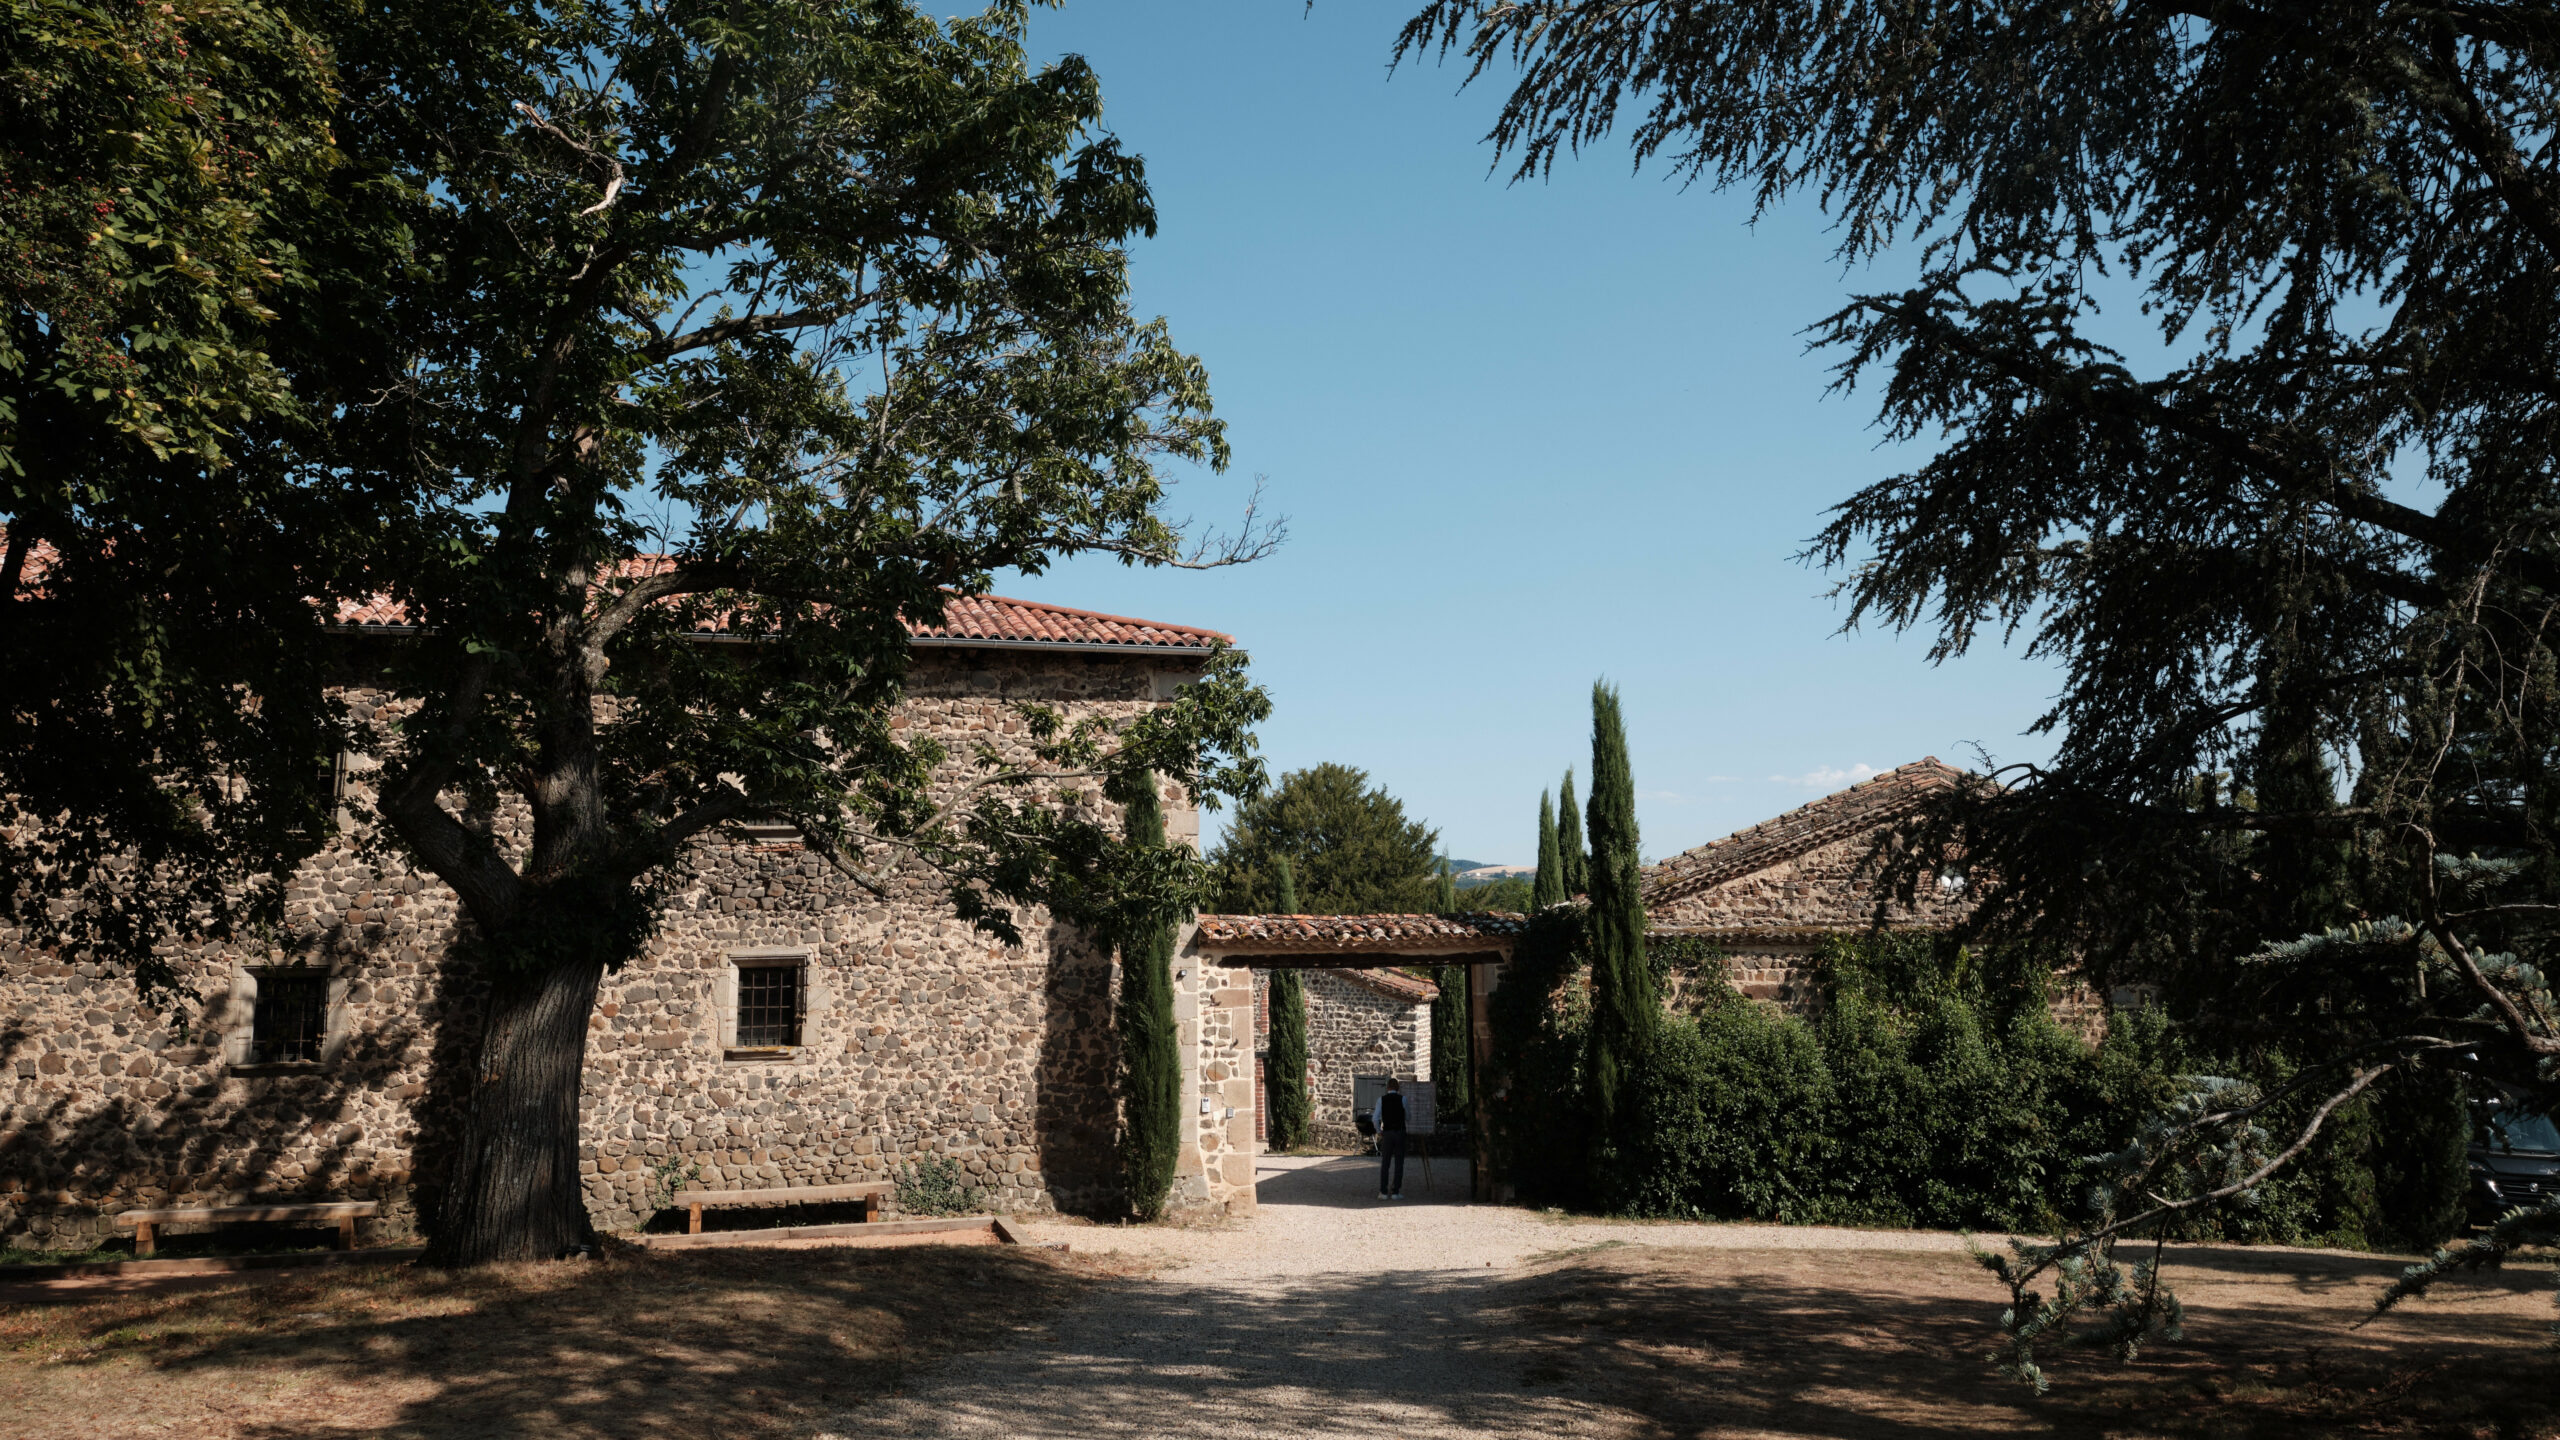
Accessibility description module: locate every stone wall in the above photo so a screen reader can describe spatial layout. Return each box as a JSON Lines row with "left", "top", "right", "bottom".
{"left": 1303, "top": 971, "right": 1430, "bottom": 1151}
{"left": 0, "top": 645, "right": 1204, "bottom": 1249}
{"left": 1647, "top": 831, "right": 1968, "bottom": 935}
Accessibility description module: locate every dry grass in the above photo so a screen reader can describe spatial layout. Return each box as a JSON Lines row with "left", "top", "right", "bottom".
{"left": 0, "top": 1239, "right": 1135, "bottom": 1439}
{"left": 1494, "top": 1242, "right": 2560, "bottom": 1439}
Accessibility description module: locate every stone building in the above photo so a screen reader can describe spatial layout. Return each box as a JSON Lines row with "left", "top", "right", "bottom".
{"left": 1248, "top": 966, "right": 1436, "bottom": 1149}
{"left": 0, "top": 594, "right": 1265, "bottom": 1250}
{"left": 1641, "top": 757, "right": 1975, "bottom": 1011}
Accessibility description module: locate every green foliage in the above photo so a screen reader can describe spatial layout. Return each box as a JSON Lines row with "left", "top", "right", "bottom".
{"left": 1531, "top": 790, "right": 1563, "bottom": 910}
{"left": 1483, "top": 905, "right": 1591, "bottom": 1206}
{"left": 1265, "top": 966, "right": 1310, "bottom": 1150}
{"left": 894, "top": 1156, "right": 974, "bottom": 1218}
{"left": 1431, "top": 962, "right": 1470, "bottom": 1119}
{"left": 1208, "top": 762, "right": 1439, "bottom": 914}
{"left": 1114, "top": 771, "right": 1183, "bottom": 1220}
{"left": 1435, "top": 861, "right": 1457, "bottom": 914}
{"left": 0, "top": 0, "right": 365, "bottom": 1010}
{"left": 1400, "top": 0, "right": 2560, "bottom": 1360}
{"left": 1555, "top": 769, "right": 1588, "bottom": 898}
{"left": 646, "top": 1155, "right": 703, "bottom": 1212}
{"left": 1274, "top": 854, "right": 1300, "bottom": 914}
{"left": 1500, "top": 928, "right": 2470, "bottom": 1252}
{"left": 7, "top": 0, "right": 1278, "bottom": 1259}
{"left": 1583, "top": 682, "right": 1653, "bottom": 1146}
{"left": 1457, "top": 874, "right": 1533, "bottom": 914}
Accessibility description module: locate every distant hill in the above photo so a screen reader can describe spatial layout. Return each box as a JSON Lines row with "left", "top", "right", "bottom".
{"left": 1435, "top": 857, "right": 1533, "bottom": 890}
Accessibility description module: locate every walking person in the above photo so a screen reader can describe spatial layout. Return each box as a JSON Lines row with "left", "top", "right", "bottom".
{"left": 1373, "top": 1078, "right": 1409, "bottom": 1200}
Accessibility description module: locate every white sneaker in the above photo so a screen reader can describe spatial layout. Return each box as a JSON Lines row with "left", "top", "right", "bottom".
{"left": 1377, "top": 1191, "right": 1389, "bottom": 1200}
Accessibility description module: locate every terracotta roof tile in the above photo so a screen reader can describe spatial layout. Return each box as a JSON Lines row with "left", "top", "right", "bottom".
{"left": 6, "top": 536, "right": 1227, "bottom": 653}
{"left": 1191, "top": 912, "right": 1526, "bottom": 954}
{"left": 1642, "top": 758, "right": 1972, "bottom": 906}
{"left": 910, "top": 593, "right": 1229, "bottom": 651}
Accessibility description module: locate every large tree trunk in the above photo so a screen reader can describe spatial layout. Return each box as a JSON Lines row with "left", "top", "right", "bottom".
{"left": 424, "top": 955, "right": 606, "bottom": 1265}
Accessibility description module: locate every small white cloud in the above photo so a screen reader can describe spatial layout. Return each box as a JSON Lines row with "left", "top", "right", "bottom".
{"left": 1638, "top": 788, "right": 1691, "bottom": 804}
{"left": 1769, "top": 763, "right": 1882, "bottom": 789}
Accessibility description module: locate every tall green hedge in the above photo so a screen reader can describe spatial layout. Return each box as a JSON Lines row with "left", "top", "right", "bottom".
{"left": 1493, "top": 924, "right": 2470, "bottom": 1248}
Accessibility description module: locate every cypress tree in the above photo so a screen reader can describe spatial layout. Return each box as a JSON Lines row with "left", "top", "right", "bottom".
{"left": 1584, "top": 682, "right": 1655, "bottom": 1148}
{"left": 1432, "top": 963, "right": 1471, "bottom": 1120}
{"left": 1115, "top": 773, "right": 1183, "bottom": 1219}
{"left": 1532, "top": 791, "right": 1564, "bottom": 910}
{"left": 1557, "top": 768, "right": 1590, "bottom": 898}
{"left": 1431, "top": 861, "right": 1470, "bottom": 1117}
{"left": 1265, "top": 857, "right": 1312, "bottom": 1149}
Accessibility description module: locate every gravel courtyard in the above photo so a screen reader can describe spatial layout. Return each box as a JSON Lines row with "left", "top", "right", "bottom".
{"left": 837, "top": 1154, "right": 1982, "bottom": 1440}
{"left": 833, "top": 1153, "right": 2558, "bottom": 1440}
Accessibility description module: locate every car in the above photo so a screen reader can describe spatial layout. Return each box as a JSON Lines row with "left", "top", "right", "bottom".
{"left": 2468, "top": 1099, "right": 2560, "bottom": 1228}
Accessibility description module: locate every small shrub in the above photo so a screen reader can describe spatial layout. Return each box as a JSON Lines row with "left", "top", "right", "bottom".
{"left": 895, "top": 1156, "right": 974, "bottom": 1217}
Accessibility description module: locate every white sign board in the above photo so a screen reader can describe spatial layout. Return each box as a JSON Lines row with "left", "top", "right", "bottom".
{"left": 1353, "top": 1074, "right": 1435, "bottom": 1132}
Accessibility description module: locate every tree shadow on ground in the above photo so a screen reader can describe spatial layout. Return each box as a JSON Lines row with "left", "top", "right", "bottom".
{"left": 0, "top": 1243, "right": 1106, "bottom": 1440}
{"left": 6, "top": 1220, "right": 2550, "bottom": 1440}
{"left": 1253, "top": 1152, "right": 1474, "bottom": 1209}
{"left": 1492, "top": 1245, "right": 2560, "bottom": 1440}
{"left": 833, "top": 1242, "right": 2556, "bottom": 1440}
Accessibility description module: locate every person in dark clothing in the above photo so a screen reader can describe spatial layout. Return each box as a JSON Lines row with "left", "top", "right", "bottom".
{"left": 1372, "top": 1078, "right": 1408, "bottom": 1199}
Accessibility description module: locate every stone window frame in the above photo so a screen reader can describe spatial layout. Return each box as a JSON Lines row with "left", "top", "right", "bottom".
{"left": 222, "top": 961, "right": 352, "bottom": 1075}
{"left": 716, "top": 948, "right": 824, "bottom": 1063}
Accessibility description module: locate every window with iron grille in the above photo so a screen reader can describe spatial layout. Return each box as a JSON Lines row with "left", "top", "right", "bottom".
{"left": 734, "top": 965, "right": 804, "bottom": 1048}
{"left": 251, "top": 972, "right": 327, "bottom": 1063}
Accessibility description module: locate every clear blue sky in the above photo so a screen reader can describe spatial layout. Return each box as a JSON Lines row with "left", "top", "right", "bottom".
{"left": 1000, "top": 1, "right": 2066, "bottom": 867}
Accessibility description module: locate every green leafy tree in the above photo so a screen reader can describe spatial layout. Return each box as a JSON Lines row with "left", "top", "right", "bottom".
{"left": 1556, "top": 768, "right": 1589, "bottom": 897}
{"left": 1436, "top": 860, "right": 1457, "bottom": 913}
{"left": 10, "top": 0, "right": 1276, "bottom": 1265}
{"left": 1531, "top": 789, "right": 1563, "bottom": 910}
{"left": 1, "top": 0, "right": 367, "bottom": 1009}
{"left": 1114, "top": 772, "right": 1184, "bottom": 1219}
{"left": 1265, "top": 857, "right": 1311, "bottom": 1149}
{"left": 1208, "top": 763, "right": 1439, "bottom": 914}
{"left": 1583, "top": 681, "right": 1653, "bottom": 1166}
{"left": 1400, "top": 0, "right": 2560, "bottom": 1366}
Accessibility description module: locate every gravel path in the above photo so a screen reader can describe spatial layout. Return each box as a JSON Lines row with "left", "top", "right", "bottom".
{"left": 831, "top": 1153, "right": 1985, "bottom": 1440}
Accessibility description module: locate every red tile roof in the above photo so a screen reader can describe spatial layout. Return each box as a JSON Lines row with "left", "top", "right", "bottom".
{"left": 1333, "top": 968, "right": 1440, "bottom": 1004}
{"left": 909, "top": 594, "right": 1230, "bottom": 651}
{"left": 332, "top": 588, "right": 1226, "bottom": 652}
{"left": 7, "top": 536, "right": 1226, "bottom": 653}
{"left": 1642, "top": 757, "right": 1971, "bottom": 907}
{"left": 1191, "top": 912, "right": 1527, "bottom": 954}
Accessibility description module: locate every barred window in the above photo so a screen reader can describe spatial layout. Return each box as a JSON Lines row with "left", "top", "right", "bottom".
{"left": 252, "top": 972, "right": 327, "bottom": 1063}
{"left": 734, "top": 965, "right": 804, "bottom": 1048}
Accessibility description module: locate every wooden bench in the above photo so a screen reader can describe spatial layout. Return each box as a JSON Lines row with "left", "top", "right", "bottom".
{"left": 115, "top": 1201, "right": 378, "bottom": 1257}
{"left": 671, "top": 1182, "right": 891, "bottom": 1235}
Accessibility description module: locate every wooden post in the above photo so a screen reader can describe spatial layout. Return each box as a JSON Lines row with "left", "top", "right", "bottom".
{"left": 688, "top": 1203, "right": 703, "bottom": 1235}
{"left": 338, "top": 1213, "right": 357, "bottom": 1250}
{"left": 133, "top": 1221, "right": 155, "bottom": 1257}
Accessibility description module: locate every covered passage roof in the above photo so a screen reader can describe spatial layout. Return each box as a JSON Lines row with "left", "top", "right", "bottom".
{"left": 1189, "top": 912, "right": 1526, "bottom": 964}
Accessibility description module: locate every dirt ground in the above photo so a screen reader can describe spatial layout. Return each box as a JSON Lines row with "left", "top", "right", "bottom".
{"left": 1, "top": 1158, "right": 2551, "bottom": 1440}
{"left": 1496, "top": 1242, "right": 2559, "bottom": 1439}
{"left": 0, "top": 1241, "right": 1128, "bottom": 1439}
